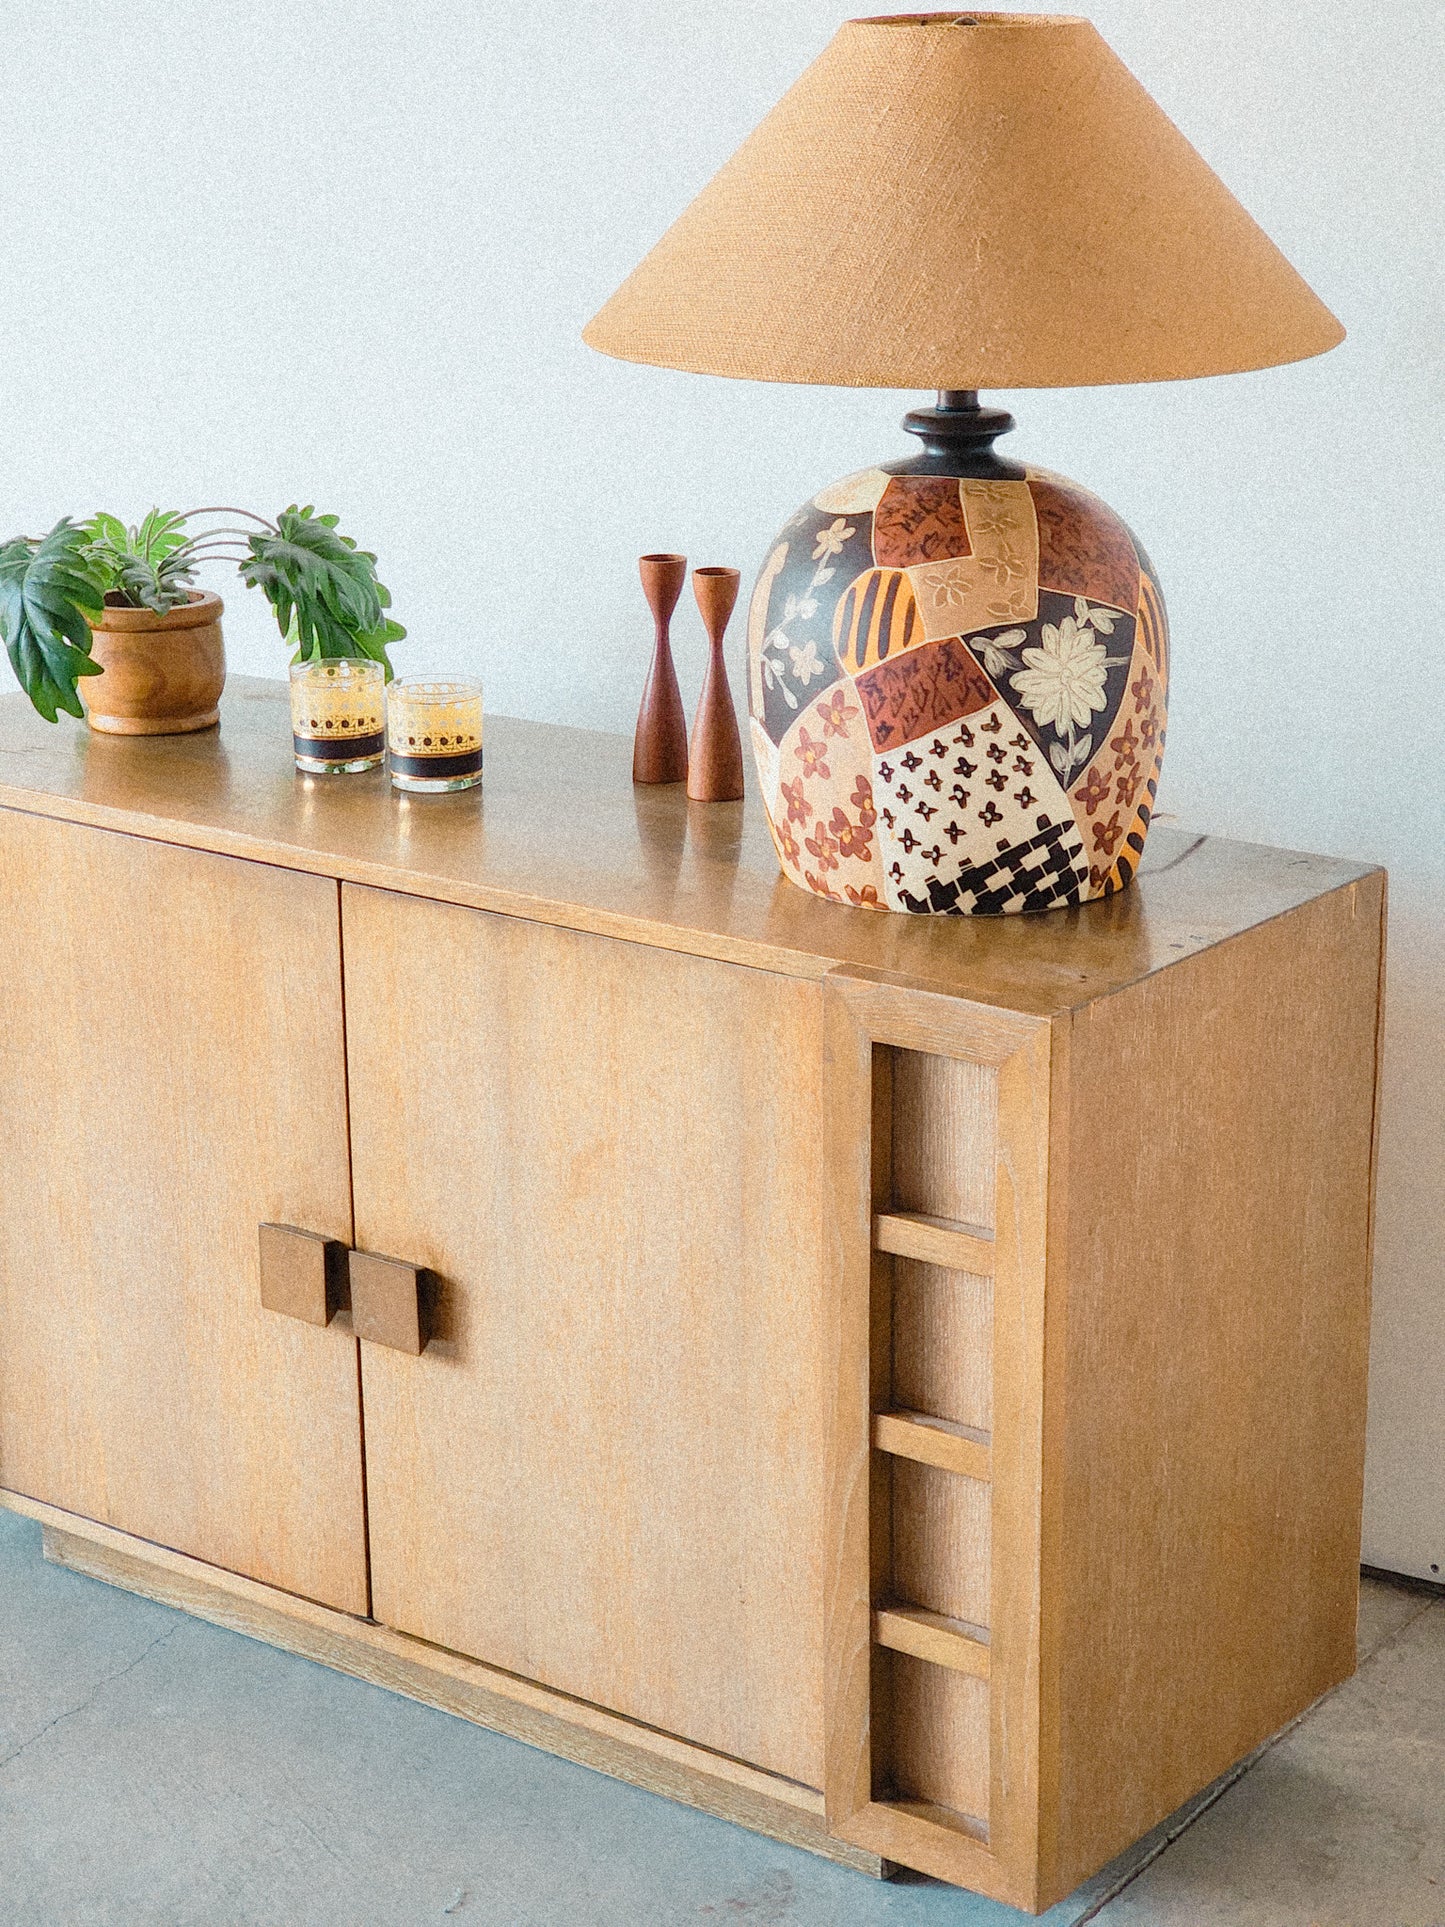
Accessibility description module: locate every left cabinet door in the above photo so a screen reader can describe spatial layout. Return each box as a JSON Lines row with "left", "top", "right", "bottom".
{"left": 0, "top": 809, "right": 368, "bottom": 1614}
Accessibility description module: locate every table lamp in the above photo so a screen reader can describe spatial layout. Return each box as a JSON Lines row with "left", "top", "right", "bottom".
{"left": 584, "top": 12, "right": 1342, "bottom": 915}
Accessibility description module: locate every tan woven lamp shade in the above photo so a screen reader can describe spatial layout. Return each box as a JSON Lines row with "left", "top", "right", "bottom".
{"left": 583, "top": 11, "right": 1343, "bottom": 388}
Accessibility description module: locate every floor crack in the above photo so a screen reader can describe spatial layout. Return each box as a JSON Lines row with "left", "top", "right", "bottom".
{"left": 0, "top": 1623, "right": 179, "bottom": 1775}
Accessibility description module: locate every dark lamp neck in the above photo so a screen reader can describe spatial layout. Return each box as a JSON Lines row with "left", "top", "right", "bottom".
{"left": 897, "top": 390, "right": 1021, "bottom": 479}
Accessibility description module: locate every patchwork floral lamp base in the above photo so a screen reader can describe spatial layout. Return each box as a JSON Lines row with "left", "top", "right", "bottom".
{"left": 746, "top": 399, "right": 1168, "bottom": 915}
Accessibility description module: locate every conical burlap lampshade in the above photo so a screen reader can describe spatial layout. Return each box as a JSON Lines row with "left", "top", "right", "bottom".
{"left": 584, "top": 11, "right": 1343, "bottom": 387}
{"left": 586, "top": 14, "right": 1343, "bottom": 921}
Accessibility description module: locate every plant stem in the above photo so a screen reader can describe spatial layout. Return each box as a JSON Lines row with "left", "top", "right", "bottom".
{"left": 177, "top": 506, "right": 276, "bottom": 529}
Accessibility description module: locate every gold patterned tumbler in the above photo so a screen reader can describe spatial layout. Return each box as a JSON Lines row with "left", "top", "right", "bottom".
{"left": 387, "top": 679, "right": 484, "bottom": 792}
{"left": 289, "top": 658, "right": 386, "bottom": 774}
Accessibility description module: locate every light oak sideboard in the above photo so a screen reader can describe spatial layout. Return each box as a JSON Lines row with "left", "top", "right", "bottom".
{"left": 0, "top": 680, "right": 1383, "bottom": 1912}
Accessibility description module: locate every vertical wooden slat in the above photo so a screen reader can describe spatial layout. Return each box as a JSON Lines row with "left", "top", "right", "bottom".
{"left": 988, "top": 1022, "right": 1054, "bottom": 1903}
{"left": 822, "top": 984, "right": 879, "bottom": 1825}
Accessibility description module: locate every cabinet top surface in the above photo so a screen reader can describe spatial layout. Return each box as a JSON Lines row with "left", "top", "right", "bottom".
{"left": 0, "top": 679, "right": 1376, "bottom": 1015}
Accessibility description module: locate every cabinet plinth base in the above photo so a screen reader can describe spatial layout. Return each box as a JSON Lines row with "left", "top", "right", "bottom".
{"left": 4, "top": 1493, "right": 887, "bottom": 1884}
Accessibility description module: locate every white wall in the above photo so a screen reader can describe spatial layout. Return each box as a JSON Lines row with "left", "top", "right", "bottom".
{"left": 1, "top": 1, "right": 1439, "bottom": 1575}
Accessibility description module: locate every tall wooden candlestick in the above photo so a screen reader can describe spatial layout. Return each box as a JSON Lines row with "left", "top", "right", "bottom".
{"left": 686, "top": 566, "right": 743, "bottom": 802}
{"left": 633, "top": 552, "right": 689, "bottom": 785}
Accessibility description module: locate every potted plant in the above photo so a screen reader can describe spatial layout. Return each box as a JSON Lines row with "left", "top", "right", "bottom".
{"left": 0, "top": 504, "right": 405, "bottom": 733}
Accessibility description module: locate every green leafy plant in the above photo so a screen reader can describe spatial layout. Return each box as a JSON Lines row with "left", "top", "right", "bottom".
{"left": 0, "top": 522, "right": 107, "bottom": 722}
{"left": 0, "top": 503, "right": 405, "bottom": 721}
{"left": 84, "top": 510, "right": 196, "bottom": 613}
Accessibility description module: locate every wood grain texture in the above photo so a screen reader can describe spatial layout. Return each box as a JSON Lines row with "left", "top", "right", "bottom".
{"left": 0, "top": 681, "right": 1379, "bottom": 1018}
{"left": 892, "top": 1050, "right": 998, "bottom": 1227}
{"left": 8, "top": 1499, "right": 884, "bottom": 1881}
{"left": 986, "top": 1025, "right": 1053, "bottom": 1898}
{"left": 892, "top": 1459, "right": 992, "bottom": 1627}
{"left": 891, "top": 1256, "right": 993, "bottom": 1431}
{"left": 874, "top": 1606, "right": 991, "bottom": 1679}
{"left": 874, "top": 1211, "right": 995, "bottom": 1273}
{"left": 1040, "top": 875, "right": 1385, "bottom": 1905}
{"left": 634, "top": 554, "right": 690, "bottom": 786}
{"left": 873, "top": 1412, "right": 991, "bottom": 1482}
{"left": 686, "top": 565, "right": 745, "bottom": 803}
{"left": 822, "top": 986, "right": 880, "bottom": 1827}
{"left": 342, "top": 885, "right": 829, "bottom": 1785}
{"left": 822, "top": 982, "right": 1053, "bottom": 1908}
{"left": 886, "top": 1651, "right": 990, "bottom": 1821}
{"left": 0, "top": 810, "right": 366, "bottom": 1613}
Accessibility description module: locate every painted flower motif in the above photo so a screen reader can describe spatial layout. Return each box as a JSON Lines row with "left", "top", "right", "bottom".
{"left": 1110, "top": 717, "right": 1139, "bottom": 767}
{"left": 794, "top": 726, "right": 830, "bottom": 781}
{"left": 830, "top": 807, "right": 874, "bottom": 861}
{"left": 1011, "top": 617, "right": 1111, "bottom": 733}
{"left": 850, "top": 775, "right": 877, "bottom": 826}
{"left": 816, "top": 688, "right": 858, "bottom": 738}
{"left": 977, "top": 543, "right": 1027, "bottom": 588}
{"left": 1116, "top": 762, "right": 1141, "bottom": 808}
{"left": 920, "top": 561, "right": 976, "bottom": 608}
{"left": 845, "top": 883, "right": 882, "bottom": 907}
{"left": 805, "top": 868, "right": 842, "bottom": 901}
{"left": 1074, "top": 594, "right": 1121, "bottom": 634}
{"left": 812, "top": 518, "right": 855, "bottom": 561}
{"left": 789, "top": 638, "right": 825, "bottom": 686}
{"left": 1092, "top": 810, "right": 1124, "bottom": 856}
{"left": 780, "top": 777, "right": 811, "bottom": 826}
{"left": 760, "top": 647, "right": 799, "bottom": 709}
{"left": 971, "top": 511, "right": 1019, "bottom": 540}
{"left": 804, "top": 824, "right": 840, "bottom": 872}
{"left": 1089, "top": 863, "right": 1114, "bottom": 895}
{"left": 775, "top": 821, "right": 801, "bottom": 865}
{"left": 972, "top": 628, "right": 1026, "bottom": 680}
{"left": 987, "top": 596, "right": 1029, "bottom": 621}
{"left": 1074, "top": 764, "right": 1112, "bottom": 816}
{"left": 783, "top": 592, "right": 818, "bottom": 626}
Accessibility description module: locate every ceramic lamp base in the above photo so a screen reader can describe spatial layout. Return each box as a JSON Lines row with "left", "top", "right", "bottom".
{"left": 747, "top": 397, "right": 1169, "bottom": 915}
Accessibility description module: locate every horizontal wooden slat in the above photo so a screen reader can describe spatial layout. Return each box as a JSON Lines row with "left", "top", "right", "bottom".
{"left": 874, "top": 1605, "right": 991, "bottom": 1679}
{"left": 834, "top": 1798, "right": 1011, "bottom": 1900}
{"left": 872, "top": 1410, "right": 992, "bottom": 1481}
{"left": 874, "top": 1210, "right": 995, "bottom": 1275}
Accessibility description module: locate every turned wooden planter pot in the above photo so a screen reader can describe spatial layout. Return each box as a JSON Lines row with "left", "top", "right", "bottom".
{"left": 82, "top": 590, "right": 226, "bottom": 735}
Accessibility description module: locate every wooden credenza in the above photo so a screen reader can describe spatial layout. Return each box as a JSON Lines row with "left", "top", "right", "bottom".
{"left": 0, "top": 679, "right": 1384, "bottom": 1912}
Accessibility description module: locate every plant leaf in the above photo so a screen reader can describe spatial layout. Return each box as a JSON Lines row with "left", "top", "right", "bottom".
{"left": 82, "top": 507, "right": 197, "bottom": 612}
{"left": 243, "top": 506, "right": 404, "bottom": 676}
{"left": 0, "top": 521, "right": 106, "bottom": 721}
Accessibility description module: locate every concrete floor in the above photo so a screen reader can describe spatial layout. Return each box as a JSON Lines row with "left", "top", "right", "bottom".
{"left": 0, "top": 1511, "right": 1440, "bottom": 1926}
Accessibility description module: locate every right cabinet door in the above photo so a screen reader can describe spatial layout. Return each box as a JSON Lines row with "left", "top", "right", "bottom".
{"left": 341, "top": 884, "right": 829, "bottom": 1786}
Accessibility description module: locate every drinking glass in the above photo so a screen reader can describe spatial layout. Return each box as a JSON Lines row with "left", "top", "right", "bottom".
{"left": 289, "top": 658, "right": 386, "bottom": 774}
{"left": 387, "top": 679, "right": 484, "bottom": 793}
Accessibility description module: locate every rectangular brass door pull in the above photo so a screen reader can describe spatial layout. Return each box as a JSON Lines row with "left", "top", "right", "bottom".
{"left": 258, "top": 1224, "right": 350, "bottom": 1327}
{"left": 349, "top": 1249, "right": 430, "bottom": 1355}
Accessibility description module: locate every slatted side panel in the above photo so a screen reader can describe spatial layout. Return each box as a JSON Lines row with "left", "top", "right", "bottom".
{"left": 871, "top": 1047, "right": 996, "bottom": 1834}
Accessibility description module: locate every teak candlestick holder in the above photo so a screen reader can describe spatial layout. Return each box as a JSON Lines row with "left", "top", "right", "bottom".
{"left": 633, "top": 553, "right": 689, "bottom": 785}
{"left": 687, "top": 566, "right": 744, "bottom": 803}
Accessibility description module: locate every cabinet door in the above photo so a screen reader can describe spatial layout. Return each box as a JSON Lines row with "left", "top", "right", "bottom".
{"left": 0, "top": 810, "right": 367, "bottom": 1613}
{"left": 342, "top": 886, "right": 828, "bottom": 1786}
